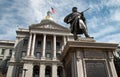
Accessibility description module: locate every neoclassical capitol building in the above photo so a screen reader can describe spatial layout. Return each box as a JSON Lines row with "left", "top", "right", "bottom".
{"left": 0, "top": 14, "right": 119, "bottom": 77}
{"left": 0, "top": 15, "right": 74, "bottom": 77}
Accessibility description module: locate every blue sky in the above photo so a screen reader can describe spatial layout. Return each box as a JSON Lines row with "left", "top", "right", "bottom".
{"left": 0, "top": 0, "right": 120, "bottom": 44}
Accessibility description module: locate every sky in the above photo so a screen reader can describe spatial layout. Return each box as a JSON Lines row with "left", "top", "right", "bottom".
{"left": 0, "top": 0, "right": 120, "bottom": 45}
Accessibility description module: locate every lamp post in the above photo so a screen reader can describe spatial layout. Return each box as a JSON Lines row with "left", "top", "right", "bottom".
{"left": 23, "top": 69, "right": 28, "bottom": 77}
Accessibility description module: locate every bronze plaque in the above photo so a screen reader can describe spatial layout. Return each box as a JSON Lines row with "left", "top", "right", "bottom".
{"left": 86, "top": 60, "right": 108, "bottom": 77}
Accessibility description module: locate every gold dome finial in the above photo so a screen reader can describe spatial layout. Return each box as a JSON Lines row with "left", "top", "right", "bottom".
{"left": 44, "top": 11, "right": 54, "bottom": 20}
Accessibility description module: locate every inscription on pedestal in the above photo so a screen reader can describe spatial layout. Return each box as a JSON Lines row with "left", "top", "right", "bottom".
{"left": 84, "top": 50, "right": 105, "bottom": 58}
{"left": 86, "top": 61, "right": 108, "bottom": 77}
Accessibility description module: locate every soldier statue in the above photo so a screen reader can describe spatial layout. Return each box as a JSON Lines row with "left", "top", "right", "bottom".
{"left": 64, "top": 7, "right": 92, "bottom": 40}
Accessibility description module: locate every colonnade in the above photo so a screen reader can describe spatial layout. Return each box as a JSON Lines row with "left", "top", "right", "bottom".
{"left": 26, "top": 33, "right": 67, "bottom": 59}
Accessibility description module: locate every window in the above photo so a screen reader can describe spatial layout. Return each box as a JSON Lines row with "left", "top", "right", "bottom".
{"left": 46, "top": 41, "right": 52, "bottom": 49}
{"left": 56, "top": 42, "right": 61, "bottom": 49}
{"left": 45, "top": 66, "right": 51, "bottom": 77}
{"left": 19, "top": 66, "right": 23, "bottom": 73}
{"left": 0, "top": 48, "right": 2, "bottom": 55}
{"left": 56, "top": 53, "right": 61, "bottom": 59}
{"left": 21, "top": 51, "right": 26, "bottom": 57}
{"left": 23, "top": 39, "right": 28, "bottom": 46}
{"left": 9, "top": 49, "right": 12, "bottom": 56}
{"left": 36, "top": 41, "right": 41, "bottom": 48}
{"left": 1, "top": 49, "right": 5, "bottom": 55}
{"left": 35, "top": 52, "right": 41, "bottom": 59}
{"left": 46, "top": 53, "right": 51, "bottom": 59}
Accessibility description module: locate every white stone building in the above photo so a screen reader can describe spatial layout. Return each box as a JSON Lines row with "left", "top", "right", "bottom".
{"left": 0, "top": 14, "right": 119, "bottom": 77}
{"left": 0, "top": 14, "right": 75, "bottom": 77}
{"left": 0, "top": 40, "right": 14, "bottom": 77}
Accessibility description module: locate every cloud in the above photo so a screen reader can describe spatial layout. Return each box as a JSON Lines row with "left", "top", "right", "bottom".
{"left": 110, "top": 9, "right": 120, "bottom": 22}
{"left": 97, "top": 33, "right": 120, "bottom": 43}
{"left": 91, "top": 26, "right": 117, "bottom": 38}
{"left": 0, "top": 27, "right": 16, "bottom": 40}
{"left": 106, "top": 0, "right": 120, "bottom": 7}
{"left": 0, "top": 0, "right": 120, "bottom": 44}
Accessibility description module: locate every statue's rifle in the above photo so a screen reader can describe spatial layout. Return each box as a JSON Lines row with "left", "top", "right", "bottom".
{"left": 80, "top": 8, "right": 90, "bottom": 13}
{"left": 66, "top": 8, "right": 90, "bottom": 23}
{"left": 80, "top": 8, "right": 90, "bottom": 31}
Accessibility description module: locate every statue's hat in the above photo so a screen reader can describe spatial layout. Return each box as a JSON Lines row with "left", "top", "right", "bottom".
{"left": 72, "top": 7, "right": 77, "bottom": 12}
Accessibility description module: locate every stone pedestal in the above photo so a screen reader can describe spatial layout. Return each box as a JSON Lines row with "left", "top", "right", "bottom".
{"left": 61, "top": 40, "right": 118, "bottom": 77}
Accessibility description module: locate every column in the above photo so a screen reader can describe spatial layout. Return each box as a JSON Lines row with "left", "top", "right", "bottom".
{"left": 52, "top": 64, "right": 57, "bottom": 77}
{"left": 76, "top": 50, "right": 84, "bottom": 77}
{"left": 3, "top": 49, "right": 9, "bottom": 60}
{"left": 108, "top": 52, "right": 118, "bottom": 77}
{"left": 67, "top": 36, "right": 69, "bottom": 41}
{"left": 31, "top": 34, "right": 36, "bottom": 57}
{"left": 10, "top": 50, "right": 15, "bottom": 62}
{"left": 22, "top": 63, "right": 33, "bottom": 77}
{"left": 53, "top": 35, "right": 56, "bottom": 60}
{"left": 6, "top": 64, "right": 15, "bottom": 77}
{"left": 41, "top": 34, "right": 46, "bottom": 59}
{"left": 63, "top": 36, "right": 66, "bottom": 45}
{"left": 10, "top": 37, "right": 19, "bottom": 61}
{"left": 39, "top": 64, "right": 45, "bottom": 77}
{"left": 27, "top": 33, "right": 32, "bottom": 56}
{"left": 62, "top": 36, "right": 66, "bottom": 51}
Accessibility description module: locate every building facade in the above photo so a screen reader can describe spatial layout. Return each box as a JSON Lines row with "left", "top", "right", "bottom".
{"left": 0, "top": 15, "right": 119, "bottom": 77}
{"left": 0, "top": 40, "right": 14, "bottom": 77}
{"left": 2, "top": 15, "right": 75, "bottom": 77}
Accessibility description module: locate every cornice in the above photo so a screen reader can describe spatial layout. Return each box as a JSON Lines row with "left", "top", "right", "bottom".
{"left": 61, "top": 40, "right": 118, "bottom": 61}
{"left": 22, "top": 58, "right": 62, "bottom": 64}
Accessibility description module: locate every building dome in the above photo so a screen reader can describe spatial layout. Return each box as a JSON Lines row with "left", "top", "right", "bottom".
{"left": 44, "top": 11, "right": 54, "bottom": 21}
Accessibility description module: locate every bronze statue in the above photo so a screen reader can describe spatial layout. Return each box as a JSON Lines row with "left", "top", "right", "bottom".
{"left": 64, "top": 7, "right": 92, "bottom": 40}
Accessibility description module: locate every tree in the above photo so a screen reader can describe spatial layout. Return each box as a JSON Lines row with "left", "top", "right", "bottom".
{"left": 114, "top": 48, "right": 120, "bottom": 77}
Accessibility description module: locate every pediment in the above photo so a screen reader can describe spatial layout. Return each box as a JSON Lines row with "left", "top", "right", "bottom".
{"left": 30, "top": 19, "right": 70, "bottom": 31}
{"left": 34, "top": 24, "right": 63, "bottom": 30}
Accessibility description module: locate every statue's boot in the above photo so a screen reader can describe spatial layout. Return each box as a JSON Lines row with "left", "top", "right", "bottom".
{"left": 83, "top": 29, "right": 94, "bottom": 39}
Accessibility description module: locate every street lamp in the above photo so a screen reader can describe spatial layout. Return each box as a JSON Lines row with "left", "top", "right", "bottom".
{"left": 23, "top": 69, "right": 28, "bottom": 77}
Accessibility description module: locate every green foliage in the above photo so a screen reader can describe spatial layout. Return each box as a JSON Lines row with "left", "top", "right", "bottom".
{"left": 0, "top": 59, "right": 8, "bottom": 75}
{"left": 114, "top": 56, "right": 120, "bottom": 77}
